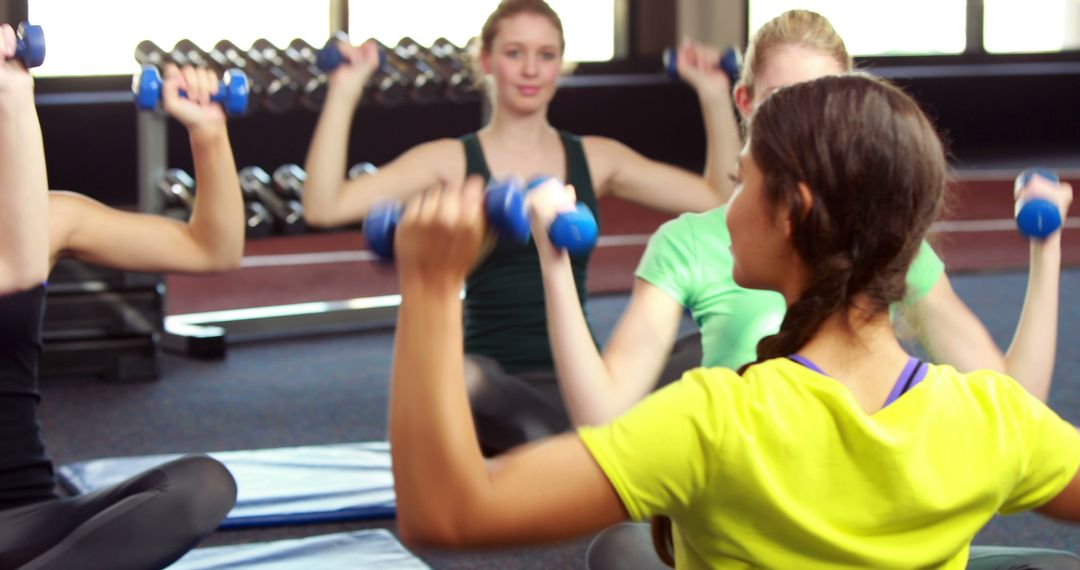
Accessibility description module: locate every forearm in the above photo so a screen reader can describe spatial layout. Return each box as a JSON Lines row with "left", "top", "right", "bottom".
{"left": 538, "top": 252, "right": 625, "bottom": 426}
{"left": 0, "top": 91, "right": 50, "bottom": 289}
{"left": 302, "top": 89, "right": 361, "bottom": 227}
{"left": 389, "top": 281, "right": 490, "bottom": 544}
{"left": 187, "top": 127, "right": 244, "bottom": 271}
{"left": 698, "top": 93, "right": 740, "bottom": 205}
{"left": 1004, "top": 237, "right": 1062, "bottom": 402}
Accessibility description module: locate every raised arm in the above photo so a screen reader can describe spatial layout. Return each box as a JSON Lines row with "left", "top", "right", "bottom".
{"left": 529, "top": 182, "right": 686, "bottom": 425}
{"left": 908, "top": 177, "right": 1072, "bottom": 402}
{"left": 49, "top": 65, "right": 243, "bottom": 273}
{"left": 389, "top": 178, "right": 624, "bottom": 548}
{"left": 0, "top": 25, "right": 49, "bottom": 293}
{"left": 584, "top": 135, "right": 723, "bottom": 213}
{"left": 999, "top": 177, "right": 1072, "bottom": 401}
{"left": 301, "top": 39, "right": 456, "bottom": 227}
{"left": 675, "top": 40, "right": 742, "bottom": 204}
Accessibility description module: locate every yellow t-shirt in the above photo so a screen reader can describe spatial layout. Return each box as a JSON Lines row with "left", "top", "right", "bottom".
{"left": 578, "top": 359, "right": 1080, "bottom": 569}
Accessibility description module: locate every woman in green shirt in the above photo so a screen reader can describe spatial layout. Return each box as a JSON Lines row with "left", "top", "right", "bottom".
{"left": 537, "top": 9, "right": 1070, "bottom": 433}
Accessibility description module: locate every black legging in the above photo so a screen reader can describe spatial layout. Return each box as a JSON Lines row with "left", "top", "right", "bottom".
{"left": 0, "top": 454, "right": 236, "bottom": 570}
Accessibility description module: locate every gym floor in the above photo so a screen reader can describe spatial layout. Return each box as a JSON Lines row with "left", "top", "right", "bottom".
{"left": 40, "top": 169, "right": 1080, "bottom": 568}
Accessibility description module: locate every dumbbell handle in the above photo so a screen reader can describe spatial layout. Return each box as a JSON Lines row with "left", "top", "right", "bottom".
{"left": 1015, "top": 167, "right": 1062, "bottom": 240}
{"left": 10, "top": 22, "right": 46, "bottom": 68}
{"left": 663, "top": 46, "right": 741, "bottom": 86}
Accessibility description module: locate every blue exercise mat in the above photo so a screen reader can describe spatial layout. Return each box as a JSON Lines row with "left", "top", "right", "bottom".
{"left": 58, "top": 442, "right": 396, "bottom": 529}
{"left": 169, "top": 529, "right": 430, "bottom": 569}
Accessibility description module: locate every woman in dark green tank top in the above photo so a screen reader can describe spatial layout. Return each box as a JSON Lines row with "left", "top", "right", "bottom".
{"left": 302, "top": 0, "right": 733, "bottom": 454}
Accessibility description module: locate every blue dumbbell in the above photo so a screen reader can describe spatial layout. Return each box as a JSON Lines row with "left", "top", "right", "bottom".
{"left": 133, "top": 64, "right": 250, "bottom": 116}
{"left": 1015, "top": 167, "right": 1062, "bottom": 240}
{"left": 662, "top": 45, "right": 741, "bottom": 86}
{"left": 364, "top": 200, "right": 403, "bottom": 260}
{"left": 7, "top": 22, "right": 45, "bottom": 68}
{"left": 315, "top": 32, "right": 387, "bottom": 73}
{"left": 486, "top": 176, "right": 599, "bottom": 256}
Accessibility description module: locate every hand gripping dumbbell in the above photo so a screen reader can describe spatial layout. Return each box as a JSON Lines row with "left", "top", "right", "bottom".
{"left": 363, "top": 176, "right": 599, "bottom": 261}
{"left": 662, "top": 45, "right": 742, "bottom": 86}
{"left": 486, "top": 175, "right": 599, "bottom": 256}
{"left": 315, "top": 32, "right": 388, "bottom": 74}
{"left": 133, "top": 64, "right": 250, "bottom": 116}
{"left": 315, "top": 35, "right": 409, "bottom": 106}
{"left": 1015, "top": 167, "right": 1062, "bottom": 239}
{"left": 7, "top": 22, "right": 46, "bottom": 68}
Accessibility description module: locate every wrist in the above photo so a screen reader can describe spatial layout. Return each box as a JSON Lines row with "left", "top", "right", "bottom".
{"left": 326, "top": 82, "right": 365, "bottom": 107}
{"left": 188, "top": 123, "right": 229, "bottom": 146}
{"left": 400, "top": 273, "right": 464, "bottom": 300}
{"left": 697, "top": 87, "right": 733, "bottom": 106}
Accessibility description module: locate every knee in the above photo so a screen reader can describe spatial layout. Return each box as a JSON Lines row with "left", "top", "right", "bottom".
{"left": 587, "top": 523, "right": 665, "bottom": 570}
{"left": 165, "top": 455, "right": 237, "bottom": 533}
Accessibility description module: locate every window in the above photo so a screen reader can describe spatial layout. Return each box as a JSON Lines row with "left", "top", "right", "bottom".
{"left": 347, "top": 0, "right": 616, "bottom": 62}
{"left": 28, "top": 0, "right": 329, "bottom": 77}
{"left": 983, "top": 0, "right": 1080, "bottom": 53}
{"left": 748, "top": 0, "right": 968, "bottom": 56}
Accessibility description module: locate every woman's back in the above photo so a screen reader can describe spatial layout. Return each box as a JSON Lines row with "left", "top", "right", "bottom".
{"left": 579, "top": 360, "right": 1080, "bottom": 569}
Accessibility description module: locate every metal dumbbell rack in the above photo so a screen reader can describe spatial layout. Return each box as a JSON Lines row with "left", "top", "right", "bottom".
{"left": 138, "top": 110, "right": 407, "bottom": 359}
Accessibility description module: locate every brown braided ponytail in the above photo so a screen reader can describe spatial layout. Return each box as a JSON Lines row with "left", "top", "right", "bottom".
{"left": 651, "top": 73, "right": 948, "bottom": 565}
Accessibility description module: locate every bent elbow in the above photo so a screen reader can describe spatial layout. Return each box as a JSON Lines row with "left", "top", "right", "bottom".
{"left": 397, "top": 513, "right": 468, "bottom": 549}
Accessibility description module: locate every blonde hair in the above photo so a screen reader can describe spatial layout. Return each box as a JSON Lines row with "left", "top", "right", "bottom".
{"left": 737, "top": 10, "right": 853, "bottom": 100}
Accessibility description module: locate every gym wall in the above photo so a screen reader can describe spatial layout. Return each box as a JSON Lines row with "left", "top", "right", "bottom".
{"left": 27, "top": 0, "right": 1080, "bottom": 209}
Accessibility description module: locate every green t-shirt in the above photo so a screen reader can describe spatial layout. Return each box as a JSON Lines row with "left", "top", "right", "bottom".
{"left": 635, "top": 207, "right": 945, "bottom": 369}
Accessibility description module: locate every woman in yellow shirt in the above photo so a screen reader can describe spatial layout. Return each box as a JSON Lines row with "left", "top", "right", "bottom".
{"left": 385, "top": 73, "right": 1079, "bottom": 568}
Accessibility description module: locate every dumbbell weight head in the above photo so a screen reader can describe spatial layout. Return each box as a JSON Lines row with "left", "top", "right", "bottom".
{"left": 348, "top": 162, "right": 378, "bottom": 179}
{"left": 662, "top": 45, "right": 742, "bottom": 86}
{"left": 12, "top": 22, "right": 46, "bottom": 68}
{"left": 157, "top": 168, "right": 196, "bottom": 210}
{"left": 485, "top": 176, "right": 531, "bottom": 244}
{"left": 239, "top": 166, "right": 306, "bottom": 235}
{"left": 133, "top": 65, "right": 250, "bottom": 116}
{"left": 245, "top": 201, "right": 275, "bottom": 239}
{"left": 272, "top": 164, "right": 306, "bottom": 200}
{"left": 549, "top": 203, "right": 599, "bottom": 256}
{"left": 525, "top": 175, "right": 599, "bottom": 255}
{"left": 364, "top": 201, "right": 403, "bottom": 260}
{"left": 1015, "top": 167, "right": 1062, "bottom": 240}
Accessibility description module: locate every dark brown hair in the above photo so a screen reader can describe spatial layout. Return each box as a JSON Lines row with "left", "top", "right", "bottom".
{"left": 747, "top": 73, "right": 946, "bottom": 363}
{"left": 650, "top": 73, "right": 947, "bottom": 566}
{"left": 479, "top": 0, "right": 565, "bottom": 55}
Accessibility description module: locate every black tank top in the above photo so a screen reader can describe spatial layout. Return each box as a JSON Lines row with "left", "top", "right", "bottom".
{"left": 460, "top": 131, "right": 600, "bottom": 373}
{"left": 0, "top": 285, "right": 58, "bottom": 507}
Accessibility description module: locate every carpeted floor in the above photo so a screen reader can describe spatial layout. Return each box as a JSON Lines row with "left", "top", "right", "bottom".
{"left": 37, "top": 270, "right": 1080, "bottom": 568}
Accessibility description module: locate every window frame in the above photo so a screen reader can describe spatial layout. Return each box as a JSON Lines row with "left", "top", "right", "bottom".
{"left": 15, "top": 0, "right": 1080, "bottom": 95}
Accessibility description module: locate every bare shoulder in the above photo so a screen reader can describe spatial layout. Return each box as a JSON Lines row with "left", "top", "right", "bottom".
{"left": 581, "top": 135, "right": 628, "bottom": 159}
{"left": 400, "top": 138, "right": 468, "bottom": 182}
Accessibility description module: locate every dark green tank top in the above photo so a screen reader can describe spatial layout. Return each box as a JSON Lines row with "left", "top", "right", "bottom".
{"left": 461, "top": 131, "right": 599, "bottom": 373}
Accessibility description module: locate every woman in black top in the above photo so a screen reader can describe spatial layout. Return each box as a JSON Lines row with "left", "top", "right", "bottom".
{"left": 0, "top": 25, "right": 240, "bottom": 569}
{"left": 302, "top": 0, "right": 742, "bottom": 454}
